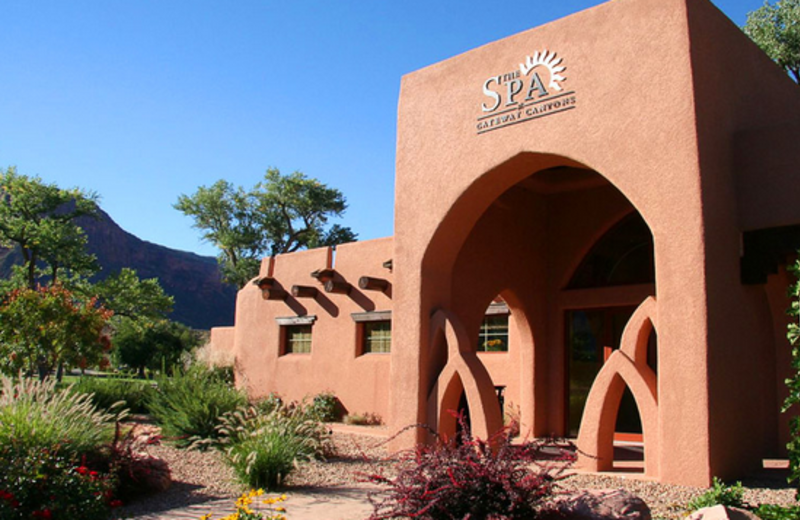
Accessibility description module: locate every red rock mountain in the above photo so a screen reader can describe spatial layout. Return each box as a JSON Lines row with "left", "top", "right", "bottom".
{"left": 0, "top": 208, "right": 237, "bottom": 330}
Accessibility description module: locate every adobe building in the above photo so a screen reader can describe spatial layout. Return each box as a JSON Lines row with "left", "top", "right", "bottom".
{"left": 210, "top": 0, "right": 800, "bottom": 486}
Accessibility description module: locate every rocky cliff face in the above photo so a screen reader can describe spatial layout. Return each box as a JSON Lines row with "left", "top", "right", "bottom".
{"left": 0, "top": 209, "right": 237, "bottom": 330}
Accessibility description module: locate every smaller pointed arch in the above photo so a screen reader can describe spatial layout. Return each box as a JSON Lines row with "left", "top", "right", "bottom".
{"left": 577, "top": 297, "right": 659, "bottom": 477}
{"left": 428, "top": 309, "right": 504, "bottom": 440}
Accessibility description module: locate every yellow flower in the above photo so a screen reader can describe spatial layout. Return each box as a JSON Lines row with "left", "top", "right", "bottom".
{"left": 200, "top": 514, "right": 213, "bottom": 520}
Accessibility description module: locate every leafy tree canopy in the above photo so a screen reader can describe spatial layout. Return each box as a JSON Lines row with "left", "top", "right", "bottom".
{"left": 90, "top": 268, "right": 174, "bottom": 321}
{"left": 743, "top": 0, "right": 800, "bottom": 83}
{"left": 0, "top": 166, "right": 99, "bottom": 288}
{"left": 0, "top": 285, "right": 112, "bottom": 379}
{"left": 0, "top": 168, "right": 181, "bottom": 378}
{"left": 113, "top": 318, "right": 202, "bottom": 378}
{"left": 175, "top": 168, "right": 357, "bottom": 288}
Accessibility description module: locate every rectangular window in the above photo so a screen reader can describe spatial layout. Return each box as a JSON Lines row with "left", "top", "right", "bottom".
{"left": 363, "top": 320, "right": 391, "bottom": 354}
{"left": 478, "top": 315, "right": 508, "bottom": 352}
{"left": 284, "top": 324, "right": 312, "bottom": 354}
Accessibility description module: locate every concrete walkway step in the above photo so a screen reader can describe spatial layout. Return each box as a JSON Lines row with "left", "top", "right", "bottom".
{"left": 133, "top": 487, "right": 375, "bottom": 520}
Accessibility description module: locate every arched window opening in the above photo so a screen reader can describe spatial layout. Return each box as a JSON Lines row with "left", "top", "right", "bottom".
{"left": 567, "top": 213, "right": 655, "bottom": 289}
{"left": 477, "top": 297, "right": 510, "bottom": 352}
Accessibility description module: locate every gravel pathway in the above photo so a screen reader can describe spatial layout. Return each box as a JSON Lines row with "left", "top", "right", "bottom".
{"left": 115, "top": 426, "right": 800, "bottom": 520}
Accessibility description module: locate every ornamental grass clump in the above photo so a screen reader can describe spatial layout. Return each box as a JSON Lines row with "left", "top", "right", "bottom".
{"left": 147, "top": 365, "right": 247, "bottom": 446}
{"left": 0, "top": 375, "right": 124, "bottom": 458}
{"left": 216, "top": 402, "right": 331, "bottom": 489}
{"left": 0, "top": 375, "right": 124, "bottom": 519}
{"left": 365, "top": 415, "right": 576, "bottom": 520}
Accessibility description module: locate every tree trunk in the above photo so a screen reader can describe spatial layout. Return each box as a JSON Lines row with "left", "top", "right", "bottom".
{"left": 56, "top": 362, "right": 64, "bottom": 382}
{"left": 28, "top": 252, "right": 37, "bottom": 290}
{"left": 37, "top": 356, "right": 49, "bottom": 381}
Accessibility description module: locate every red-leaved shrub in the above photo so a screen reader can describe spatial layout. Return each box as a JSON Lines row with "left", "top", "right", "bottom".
{"left": 108, "top": 423, "right": 171, "bottom": 500}
{"left": 365, "top": 414, "right": 576, "bottom": 520}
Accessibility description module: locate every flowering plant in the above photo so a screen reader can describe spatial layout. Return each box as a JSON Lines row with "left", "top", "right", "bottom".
{"left": 0, "top": 444, "right": 118, "bottom": 520}
{"left": 365, "top": 413, "right": 575, "bottom": 520}
{"left": 200, "top": 489, "right": 288, "bottom": 520}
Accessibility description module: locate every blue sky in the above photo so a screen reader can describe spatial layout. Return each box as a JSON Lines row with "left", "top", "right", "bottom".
{"left": 0, "top": 0, "right": 761, "bottom": 257}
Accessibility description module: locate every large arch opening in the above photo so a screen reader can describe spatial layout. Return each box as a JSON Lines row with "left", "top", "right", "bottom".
{"left": 419, "top": 152, "right": 657, "bottom": 474}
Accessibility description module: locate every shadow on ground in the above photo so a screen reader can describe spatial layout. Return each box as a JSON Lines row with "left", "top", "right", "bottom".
{"left": 113, "top": 482, "right": 226, "bottom": 518}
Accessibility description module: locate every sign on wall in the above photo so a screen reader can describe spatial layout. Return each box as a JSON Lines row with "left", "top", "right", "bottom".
{"left": 477, "top": 50, "right": 576, "bottom": 135}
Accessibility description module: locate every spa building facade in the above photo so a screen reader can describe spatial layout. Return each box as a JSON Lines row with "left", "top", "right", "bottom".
{"left": 210, "top": 0, "right": 800, "bottom": 486}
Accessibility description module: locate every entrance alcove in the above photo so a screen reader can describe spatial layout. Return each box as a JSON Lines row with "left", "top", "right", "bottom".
{"left": 419, "top": 152, "right": 658, "bottom": 471}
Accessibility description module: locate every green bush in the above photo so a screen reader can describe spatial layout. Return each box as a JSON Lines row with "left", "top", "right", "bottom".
{"left": 787, "top": 257, "right": 800, "bottom": 497}
{"left": 343, "top": 412, "right": 382, "bottom": 426}
{"left": 217, "top": 402, "right": 331, "bottom": 489}
{"left": 147, "top": 365, "right": 247, "bottom": 447}
{"left": 0, "top": 375, "right": 123, "bottom": 459}
{"left": 70, "top": 377, "right": 155, "bottom": 414}
{"left": 755, "top": 504, "right": 800, "bottom": 520}
{"left": 309, "top": 391, "right": 339, "bottom": 422}
{"left": 686, "top": 477, "right": 748, "bottom": 512}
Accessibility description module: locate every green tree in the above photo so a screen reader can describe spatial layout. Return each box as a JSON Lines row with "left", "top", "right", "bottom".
{"left": 91, "top": 268, "right": 174, "bottom": 320}
{"left": 175, "top": 168, "right": 357, "bottom": 288}
{"left": 113, "top": 318, "right": 201, "bottom": 378}
{"left": 786, "top": 258, "right": 800, "bottom": 496}
{"left": 0, "top": 167, "right": 99, "bottom": 289}
{"left": 0, "top": 285, "right": 112, "bottom": 379}
{"left": 743, "top": 0, "right": 800, "bottom": 83}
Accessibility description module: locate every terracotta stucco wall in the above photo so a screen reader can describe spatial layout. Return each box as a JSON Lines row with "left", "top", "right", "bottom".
{"left": 232, "top": 238, "right": 393, "bottom": 420}
{"left": 206, "top": 326, "right": 236, "bottom": 363}
{"left": 684, "top": 0, "right": 800, "bottom": 478}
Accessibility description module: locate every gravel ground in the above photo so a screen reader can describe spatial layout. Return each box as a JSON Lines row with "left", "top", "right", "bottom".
{"left": 115, "top": 426, "right": 799, "bottom": 520}
{"left": 558, "top": 473, "right": 798, "bottom": 519}
{"left": 114, "top": 429, "right": 394, "bottom": 519}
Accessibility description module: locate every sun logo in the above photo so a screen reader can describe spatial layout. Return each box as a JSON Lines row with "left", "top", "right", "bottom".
{"left": 520, "top": 50, "right": 566, "bottom": 92}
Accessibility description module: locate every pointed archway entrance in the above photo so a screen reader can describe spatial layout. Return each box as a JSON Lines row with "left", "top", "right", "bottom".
{"left": 416, "top": 154, "right": 658, "bottom": 470}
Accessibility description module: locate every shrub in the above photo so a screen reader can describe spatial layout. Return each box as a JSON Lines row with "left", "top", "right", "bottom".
{"left": 107, "top": 423, "right": 172, "bottom": 501}
{"left": 365, "top": 415, "right": 576, "bottom": 520}
{"left": 70, "top": 376, "right": 155, "bottom": 414}
{"left": 0, "top": 444, "right": 118, "bottom": 520}
{"left": 206, "top": 364, "right": 236, "bottom": 385}
{"left": 343, "top": 412, "right": 382, "bottom": 426}
{"left": 0, "top": 375, "right": 123, "bottom": 459}
{"left": 217, "top": 402, "right": 331, "bottom": 489}
{"left": 148, "top": 365, "right": 247, "bottom": 446}
{"left": 787, "top": 257, "right": 800, "bottom": 497}
{"left": 309, "top": 391, "right": 340, "bottom": 422}
{"left": 686, "top": 477, "right": 748, "bottom": 512}
{"left": 755, "top": 504, "right": 800, "bottom": 520}
{"left": 254, "top": 393, "right": 284, "bottom": 415}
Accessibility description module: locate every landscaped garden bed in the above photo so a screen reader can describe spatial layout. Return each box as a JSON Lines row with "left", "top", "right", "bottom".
{"left": 111, "top": 420, "right": 799, "bottom": 519}
{"left": 4, "top": 367, "right": 798, "bottom": 519}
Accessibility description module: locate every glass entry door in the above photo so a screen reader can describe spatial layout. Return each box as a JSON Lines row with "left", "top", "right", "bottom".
{"left": 566, "top": 307, "right": 642, "bottom": 439}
